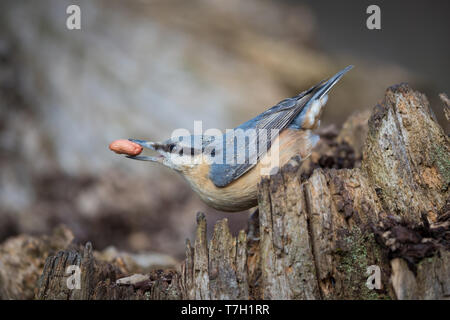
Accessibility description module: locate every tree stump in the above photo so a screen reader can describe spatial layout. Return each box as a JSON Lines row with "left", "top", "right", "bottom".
{"left": 34, "top": 84, "right": 449, "bottom": 300}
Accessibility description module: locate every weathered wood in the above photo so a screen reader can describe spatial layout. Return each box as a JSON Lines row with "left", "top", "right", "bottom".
{"left": 304, "top": 168, "right": 391, "bottom": 299}
{"left": 36, "top": 240, "right": 182, "bottom": 300}
{"left": 0, "top": 226, "right": 74, "bottom": 299}
{"left": 391, "top": 250, "right": 450, "bottom": 299}
{"left": 363, "top": 84, "right": 449, "bottom": 223}
{"left": 258, "top": 157, "right": 319, "bottom": 299}
{"left": 192, "top": 212, "right": 210, "bottom": 299}
{"left": 440, "top": 93, "right": 450, "bottom": 122}
{"left": 181, "top": 213, "right": 249, "bottom": 299}
{"left": 26, "top": 84, "right": 450, "bottom": 300}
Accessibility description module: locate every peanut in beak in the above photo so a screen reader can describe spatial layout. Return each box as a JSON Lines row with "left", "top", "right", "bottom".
{"left": 109, "top": 139, "right": 143, "bottom": 156}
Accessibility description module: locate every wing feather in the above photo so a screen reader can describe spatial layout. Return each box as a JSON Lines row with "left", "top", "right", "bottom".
{"left": 209, "top": 65, "right": 352, "bottom": 187}
{"left": 209, "top": 85, "right": 318, "bottom": 187}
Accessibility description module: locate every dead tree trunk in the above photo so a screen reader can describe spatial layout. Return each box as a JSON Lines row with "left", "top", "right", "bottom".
{"left": 33, "top": 84, "right": 449, "bottom": 300}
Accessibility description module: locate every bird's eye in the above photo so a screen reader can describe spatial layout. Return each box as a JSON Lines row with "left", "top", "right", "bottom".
{"left": 169, "top": 144, "right": 176, "bottom": 152}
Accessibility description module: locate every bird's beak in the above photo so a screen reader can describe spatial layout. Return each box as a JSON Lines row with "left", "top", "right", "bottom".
{"left": 128, "top": 139, "right": 157, "bottom": 150}
{"left": 125, "top": 139, "right": 164, "bottom": 163}
{"left": 125, "top": 155, "right": 163, "bottom": 162}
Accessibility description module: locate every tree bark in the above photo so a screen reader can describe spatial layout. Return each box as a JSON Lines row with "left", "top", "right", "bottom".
{"left": 29, "top": 84, "right": 450, "bottom": 299}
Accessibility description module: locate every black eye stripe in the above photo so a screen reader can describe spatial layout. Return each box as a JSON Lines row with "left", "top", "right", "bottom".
{"left": 201, "top": 147, "right": 215, "bottom": 157}
{"left": 162, "top": 145, "right": 197, "bottom": 156}
{"left": 177, "top": 147, "right": 197, "bottom": 156}
{"left": 154, "top": 143, "right": 175, "bottom": 152}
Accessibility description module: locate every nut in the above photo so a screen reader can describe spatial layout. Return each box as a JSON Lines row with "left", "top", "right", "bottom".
{"left": 109, "top": 139, "right": 143, "bottom": 156}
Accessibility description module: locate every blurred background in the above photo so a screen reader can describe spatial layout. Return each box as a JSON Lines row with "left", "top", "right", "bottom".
{"left": 0, "top": 0, "right": 448, "bottom": 264}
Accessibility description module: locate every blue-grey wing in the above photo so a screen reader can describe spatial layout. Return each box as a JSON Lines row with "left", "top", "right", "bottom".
{"left": 209, "top": 84, "right": 319, "bottom": 188}
{"left": 208, "top": 65, "right": 353, "bottom": 188}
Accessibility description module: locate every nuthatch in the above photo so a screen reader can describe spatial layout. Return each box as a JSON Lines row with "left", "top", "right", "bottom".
{"left": 124, "top": 66, "right": 353, "bottom": 212}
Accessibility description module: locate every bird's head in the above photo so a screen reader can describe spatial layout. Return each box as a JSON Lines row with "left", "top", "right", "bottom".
{"left": 126, "top": 136, "right": 207, "bottom": 172}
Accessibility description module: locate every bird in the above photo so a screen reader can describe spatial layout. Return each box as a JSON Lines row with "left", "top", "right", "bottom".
{"left": 124, "top": 66, "right": 353, "bottom": 212}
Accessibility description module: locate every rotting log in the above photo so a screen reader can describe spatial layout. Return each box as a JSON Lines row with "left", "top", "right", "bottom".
{"left": 28, "top": 84, "right": 449, "bottom": 299}
{"left": 0, "top": 226, "right": 74, "bottom": 299}
{"left": 36, "top": 241, "right": 182, "bottom": 300}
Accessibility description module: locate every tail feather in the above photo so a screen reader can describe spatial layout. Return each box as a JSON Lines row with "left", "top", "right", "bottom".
{"left": 289, "top": 65, "right": 353, "bottom": 130}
